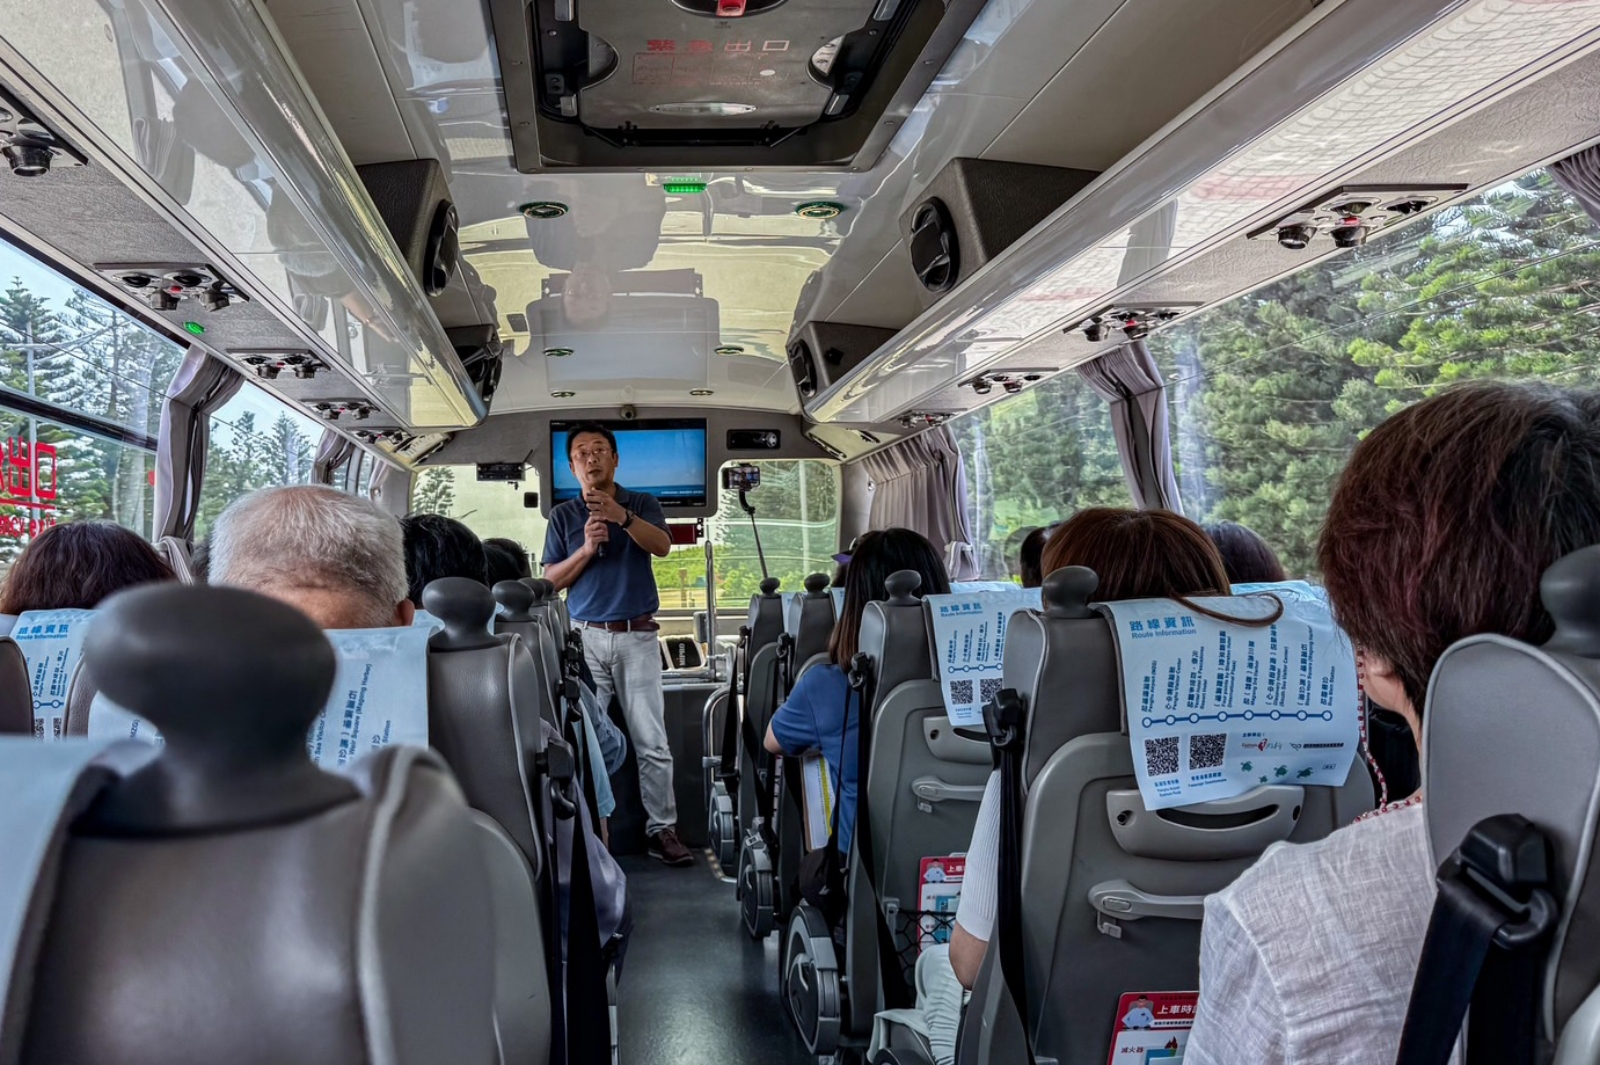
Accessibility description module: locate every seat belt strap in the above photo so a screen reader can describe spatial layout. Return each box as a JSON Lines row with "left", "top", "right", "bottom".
{"left": 1395, "top": 814, "right": 1558, "bottom": 1065}
{"left": 717, "top": 628, "right": 749, "bottom": 787}
{"left": 986, "top": 687, "right": 1037, "bottom": 1065}
{"left": 564, "top": 797, "right": 610, "bottom": 1065}
{"left": 849, "top": 653, "right": 914, "bottom": 1012}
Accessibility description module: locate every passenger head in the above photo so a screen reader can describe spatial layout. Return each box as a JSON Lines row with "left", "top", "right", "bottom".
{"left": 484, "top": 537, "right": 533, "bottom": 585}
{"left": 0, "top": 521, "right": 175, "bottom": 614}
{"left": 829, "top": 528, "right": 952, "bottom": 666}
{"left": 1319, "top": 381, "right": 1600, "bottom": 722}
{"left": 210, "top": 486, "right": 413, "bottom": 629}
{"left": 1204, "top": 521, "right": 1288, "bottom": 584}
{"left": 399, "top": 514, "right": 488, "bottom": 606}
{"left": 1043, "top": 508, "right": 1231, "bottom": 603}
{"left": 1018, "top": 524, "right": 1056, "bottom": 589}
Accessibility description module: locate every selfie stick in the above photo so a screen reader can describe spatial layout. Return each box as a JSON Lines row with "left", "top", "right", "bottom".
{"left": 738, "top": 489, "right": 768, "bottom": 581}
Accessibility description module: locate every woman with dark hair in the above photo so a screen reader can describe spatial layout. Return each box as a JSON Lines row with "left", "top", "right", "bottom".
{"left": 764, "top": 527, "right": 951, "bottom": 858}
{"left": 1186, "top": 382, "right": 1600, "bottom": 1065}
{"left": 399, "top": 513, "right": 488, "bottom": 605}
{"left": 1204, "top": 520, "right": 1289, "bottom": 584}
{"left": 1017, "top": 524, "right": 1056, "bottom": 589}
{"left": 484, "top": 537, "right": 533, "bottom": 586}
{"left": 0, "top": 521, "right": 175, "bottom": 614}
{"left": 947, "top": 507, "right": 1274, "bottom": 988}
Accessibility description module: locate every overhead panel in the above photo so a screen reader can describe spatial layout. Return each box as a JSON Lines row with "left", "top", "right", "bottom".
{"left": 487, "top": 0, "right": 988, "bottom": 171}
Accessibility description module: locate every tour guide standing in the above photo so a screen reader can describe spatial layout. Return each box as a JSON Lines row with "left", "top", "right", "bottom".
{"left": 543, "top": 423, "right": 694, "bottom": 867}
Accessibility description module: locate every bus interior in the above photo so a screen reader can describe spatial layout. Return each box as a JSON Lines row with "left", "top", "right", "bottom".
{"left": 3, "top": 0, "right": 1600, "bottom": 1062}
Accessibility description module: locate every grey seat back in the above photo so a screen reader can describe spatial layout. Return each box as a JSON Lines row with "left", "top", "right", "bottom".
{"left": 424, "top": 578, "right": 549, "bottom": 871}
{"left": 738, "top": 580, "right": 788, "bottom": 814}
{"left": 964, "top": 567, "right": 1374, "bottom": 1065}
{"left": 841, "top": 571, "right": 994, "bottom": 1037}
{"left": 786, "top": 573, "right": 838, "bottom": 666}
{"left": 1423, "top": 546, "right": 1600, "bottom": 1055}
{"left": 0, "top": 637, "right": 31, "bottom": 736}
{"left": 8, "top": 584, "right": 498, "bottom": 1065}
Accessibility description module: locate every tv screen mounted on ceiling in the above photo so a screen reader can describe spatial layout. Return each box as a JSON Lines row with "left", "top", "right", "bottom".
{"left": 550, "top": 418, "right": 708, "bottom": 509}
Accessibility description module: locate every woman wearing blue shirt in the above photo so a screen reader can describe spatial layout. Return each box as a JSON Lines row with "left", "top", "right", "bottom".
{"left": 763, "top": 528, "right": 951, "bottom": 857}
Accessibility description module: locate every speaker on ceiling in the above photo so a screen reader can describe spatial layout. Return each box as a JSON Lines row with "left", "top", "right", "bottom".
{"left": 899, "top": 158, "right": 1099, "bottom": 305}
{"left": 786, "top": 321, "right": 898, "bottom": 405}
{"left": 356, "top": 159, "right": 459, "bottom": 299}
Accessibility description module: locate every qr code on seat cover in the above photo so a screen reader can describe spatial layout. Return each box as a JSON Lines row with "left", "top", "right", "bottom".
{"left": 1189, "top": 733, "right": 1227, "bottom": 770}
{"left": 979, "top": 678, "right": 1003, "bottom": 705}
{"left": 1143, "top": 736, "right": 1179, "bottom": 777}
{"left": 950, "top": 679, "right": 974, "bottom": 704}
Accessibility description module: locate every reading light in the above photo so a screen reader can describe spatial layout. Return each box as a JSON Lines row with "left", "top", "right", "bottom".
{"left": 550, "top": 390, "right": 575, "bottom": 398}
{"left": 520, "top": 202, "right": 569, "bottom": 219}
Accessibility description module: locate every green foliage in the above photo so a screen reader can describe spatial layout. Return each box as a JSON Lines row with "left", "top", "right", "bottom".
{"left": 1151, "top": 169, "right": 1600, "bottom": 576}
{"left": 413, "top": 466, "right": 457, "bottom": 515}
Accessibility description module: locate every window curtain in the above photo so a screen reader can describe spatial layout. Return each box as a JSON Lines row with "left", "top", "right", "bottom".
{"left": 312, "top": 429, "right": 356, "bottom": 486}
{"left": 1077, "top": 340, "right": 1183, "bottom": 512}
{"left": 862, "top": 424, "right": 978, "bottom": 579}
{"left": 368, "top": 460, "right": 411, "bottom": 515}
{"left": 153, "top": 348, "right": 244, "bottom": 542}
{"left": 1551, "top": 145, "right": 1600, "bottom": 225}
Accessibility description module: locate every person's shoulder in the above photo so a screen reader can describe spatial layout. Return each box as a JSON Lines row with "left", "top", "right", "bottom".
{"left": 550, "top": 497, "right": 585, "bottom": 521}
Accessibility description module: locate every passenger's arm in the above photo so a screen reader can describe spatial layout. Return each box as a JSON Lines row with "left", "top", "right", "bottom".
{"left": 951, "top": 772, "right": 1002, "bottom": 988}
{"left": 764, "top": 672, "right": 819, "bottom": 755}
{"left": 1185, "top": 897, "right": 1287, "bottom": 1065}
{"left": 764, "top": 721, "right": 784, "bottom": 754}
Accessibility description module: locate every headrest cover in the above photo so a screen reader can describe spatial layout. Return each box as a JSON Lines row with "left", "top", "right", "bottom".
{"left": 924, "top": 585, "right": 1043, "bottom": 725}
{"left": 493, "top": 580, "right": 535, "bottom": 621}
{"left": 83, "top": 584, "right": 356, "bottom": 833}
{"left": 424, "top": 577, "right": 500, "bottom": 650}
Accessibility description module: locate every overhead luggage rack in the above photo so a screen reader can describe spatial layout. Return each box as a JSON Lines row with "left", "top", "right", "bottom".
{"left": 488, "top": 0, "right": 987, "bottom": 171}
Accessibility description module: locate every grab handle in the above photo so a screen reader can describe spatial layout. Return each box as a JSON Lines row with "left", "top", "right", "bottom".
{"left": 1089, "top": 879, "right": 1205, "bottom": 922}
{"left": 910, "top": 777, "right": 987, "bottom": 805}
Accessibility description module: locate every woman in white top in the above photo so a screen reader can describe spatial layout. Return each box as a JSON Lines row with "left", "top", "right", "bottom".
{"left": 1186, "top": 381, "right": 1600, "bottom": 1064}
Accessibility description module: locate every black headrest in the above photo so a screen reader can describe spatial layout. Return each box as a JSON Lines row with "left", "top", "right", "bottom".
{"left": 424, "top": 577, "right": 500, "bottom": 651}
{"left": 81, "top": 583, "right": 358, "bottom": 834}
{"left": 493, "top": 580, "right": 535, "bottom": 622}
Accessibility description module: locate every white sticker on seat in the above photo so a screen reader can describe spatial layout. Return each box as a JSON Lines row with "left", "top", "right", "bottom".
{"left": 12, "top": 609, "right": 96, "bottom": 742}
{"left": 925, "top": 589, "right": 1042, "bottom": 727}
{"left": 87, "top": 625, "right": 432, "bottom": 770}
{"left": 1101, "top": 594, "right": 1360, "bottom": 811}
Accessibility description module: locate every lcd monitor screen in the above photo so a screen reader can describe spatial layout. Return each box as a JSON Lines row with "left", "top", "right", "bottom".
{"left": 550, "top": 419, "right": 708, "bottom": 508}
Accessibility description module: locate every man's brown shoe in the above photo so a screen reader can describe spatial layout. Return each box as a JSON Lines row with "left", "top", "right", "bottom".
{"left": 648, "top": 827, "right": 695, "bottom": 867}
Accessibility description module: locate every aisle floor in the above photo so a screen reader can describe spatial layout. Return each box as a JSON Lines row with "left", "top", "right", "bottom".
{"left": 616, "top": 853, "right": 817, "bottom": 1065}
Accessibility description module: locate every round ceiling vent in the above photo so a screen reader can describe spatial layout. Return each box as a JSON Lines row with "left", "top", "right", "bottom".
{"left": 908, "top": 197, "right": 959, "bottom": 293}
{"left": 422, "top": 201, "right": 459, "bottom": 297}
{"left": 519, "top": 201, "right": 569, "bottom": 220}
{"left": 796, "top": 201, "right": 846, "bottom": 220}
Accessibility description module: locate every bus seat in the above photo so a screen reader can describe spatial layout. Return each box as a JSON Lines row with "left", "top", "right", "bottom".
{"left": 786, "top": 572, "right": 838, "bottom": 667}
{"left": 734, "top": 578, "right": 789, "bottom": 939}
{"left": 959, "top": 567, "right": 1374, "bottom": 1065}
{"left": 9, "top": 584, "right": 500, "bottom": 1065}
{"left": 1397, "top": 544, "right": 1600, "bottom": 1061}
{"left": 0, "top": 636, "right": 31, "bottom": 736}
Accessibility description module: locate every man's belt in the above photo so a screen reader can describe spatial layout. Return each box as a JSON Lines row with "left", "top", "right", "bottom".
{"left": 580, "top": 615, "right": 659, "bottom": 633}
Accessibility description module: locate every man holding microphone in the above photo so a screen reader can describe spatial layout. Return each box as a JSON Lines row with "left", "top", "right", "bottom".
{"left": 543, "top": 423, "right": 694, "bottom": 867}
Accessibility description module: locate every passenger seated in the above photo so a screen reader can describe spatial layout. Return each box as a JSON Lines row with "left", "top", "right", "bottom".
{"left": 1186, "top": 382, "right": 1600, "bottom": 1065}
{"left": 1203, "top": 520, "right": 1288, "bottom": 584}
{"left": 209, "top": 485, "right": 415, "bottom": 629}
{"left": 763, "top": 528, "right": 951, "bottom": 862}
{"left": 0, "top": 521, "right": 174, "bottom": 613}
{"left": 400, "top": 513, "right": 488, "bottom": 605}
{"left": 1017, "top": 523, "right": 1057, "bottom": 589}
{"left": 948, "top": 508, "right": 1254, "bottom": 989}
{"left": 485, "top": 536, "right": 534, "bottom": 585}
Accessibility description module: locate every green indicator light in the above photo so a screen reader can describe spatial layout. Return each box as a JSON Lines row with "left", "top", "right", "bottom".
{"left": 183, "top": 321, "right": 205, "bottom": 336}
{"left": 663, "top": 180, "right": 708, "bottom": 195}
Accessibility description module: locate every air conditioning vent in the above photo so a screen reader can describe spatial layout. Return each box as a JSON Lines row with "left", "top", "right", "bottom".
{"left": 788, "top": 321, "right": 896, "bottom": 405}
{"left": 787, "top": 338, "right": 819, "bottom": 399}
{"left": 423, "top": 202, "right": 459, "bottom": 298}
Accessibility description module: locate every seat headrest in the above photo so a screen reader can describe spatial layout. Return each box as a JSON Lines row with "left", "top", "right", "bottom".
{"left": 1425, "top": 544, "right": 1600, "bottom": 1035}
{"left": 1095, "top": 586, "right": 1359, "bottom": 812}
{"left": 859, "top": 569, "right": 935, "bottom": 708}
{"left": 81, "top": 583, "right": 358, "bottom": 833}
{"left": 786, "top": 572, "right": 838, "bottom": 663}
{"left": 423, "top": 577, "right": 499, "bottom": 650}
{"left": 746, "top": 580, "right": 786, "bottom": 653}
{"left": 923, "top": 584, "right": 1042, "bottom": 726}
{"left": 493, "top": 580, "right": 535, "bottom": 621}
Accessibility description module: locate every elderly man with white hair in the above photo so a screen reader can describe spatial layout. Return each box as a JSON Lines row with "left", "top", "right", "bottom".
{"left": 209, "top": 485, "right": 415, "bottom": 630}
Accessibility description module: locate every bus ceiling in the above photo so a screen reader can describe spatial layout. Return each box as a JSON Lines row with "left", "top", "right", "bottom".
{"left": 0, "top": 0, "right": 1596, "bottom": 465}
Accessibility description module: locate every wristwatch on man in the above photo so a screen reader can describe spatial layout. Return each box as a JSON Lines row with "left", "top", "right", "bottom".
{"left": 621, "top": 509, "right": 635, "bottom": 529}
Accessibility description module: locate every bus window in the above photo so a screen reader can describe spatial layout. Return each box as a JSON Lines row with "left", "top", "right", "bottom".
{"left": 194, "top": 383, "right": 323, "bottom": 537}
{"left": 949, "top": 371, "right": 1128, "bottom": 581}
{"left": 686, "top": 459, "right": 840, "bottom": 611}
{"left": 412, "top": 466, "right": 546, "bottom": 551}
{"left": 0, "top": 238, "right": 186, "bottom": 567}
{"left": 1146, "top": 165, "right": 1600, "bottom": 577}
